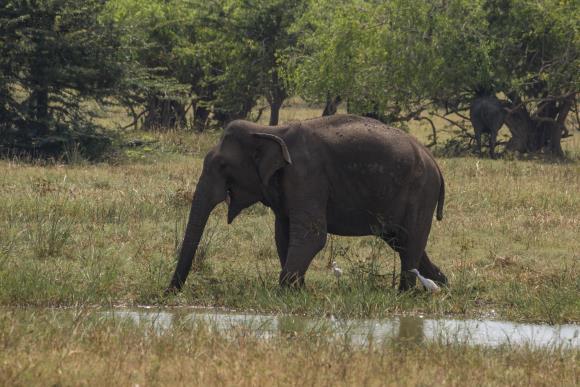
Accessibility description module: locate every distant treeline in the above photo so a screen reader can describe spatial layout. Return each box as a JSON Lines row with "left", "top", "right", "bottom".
{"left": 0, "top": 0, "right": 578, "bottom": 158}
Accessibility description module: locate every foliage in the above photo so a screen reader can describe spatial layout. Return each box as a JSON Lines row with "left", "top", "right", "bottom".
{"left": 288, "top": 0, "right": 484, "bottom": 116}
{"left": 1, "top": 0, "right": 578, "bottom": 156}
{"left": 104, "top": 0, "right": 196, "bottom": 130}
{"left": 106, "top": 0, "right": 305, "bottom": 129}
{"left": 0, "top": 0, "right": 124, "bottom": 159}
{"left": 217, "top": 0, "right": 306, "bottom": 125}
{"left": 288, "top": 0, "right": 579, "bottom": 154}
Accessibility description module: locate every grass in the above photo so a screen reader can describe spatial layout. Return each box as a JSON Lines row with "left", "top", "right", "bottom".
{"left": 0, "top": 309, "right": 577, "bottom": 386}
{"left": 1, "top": 101, "right": 578, "bottom": 323}
{"left": 1, "top": 100, "right": 578, "bottom": 385}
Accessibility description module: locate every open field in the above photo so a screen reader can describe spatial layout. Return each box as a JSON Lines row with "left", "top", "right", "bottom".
{"left": 1, "top": 103, "right": 579, "bottom": 385}
{"left": 1, "top": 102, "right": 579, "bottom": 322}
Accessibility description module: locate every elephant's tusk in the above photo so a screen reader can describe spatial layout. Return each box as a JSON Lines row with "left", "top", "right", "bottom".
{"left": 225, "top": 190, "right": 231, "bottom": 206}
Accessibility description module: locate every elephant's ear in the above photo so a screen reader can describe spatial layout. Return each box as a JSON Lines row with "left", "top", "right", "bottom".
{"left": 252, "top": 133, "right": 292, "bottom": 185}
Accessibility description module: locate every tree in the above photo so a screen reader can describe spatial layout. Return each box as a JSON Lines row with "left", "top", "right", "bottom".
{"left": 0, "top": 0, "right": 124, "bottom": 157}
{"left": 484, "top": 0, "right": 579, "bottom": 156}
{"left": 107, "top": 0, "right": 305, "bottom": 129}
{"left": 105, "top": 0, "right": 194, "bottom": 130}
{"left": 288, "top": 0, "right": 579, "bottom": 156}
{"left": 213, "top": 0, "right": 306, "bottom": 125}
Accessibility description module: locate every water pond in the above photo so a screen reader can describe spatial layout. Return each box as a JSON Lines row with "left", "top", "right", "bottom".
{"left": 105, "top": 307, "right": 579, "bottom": 349}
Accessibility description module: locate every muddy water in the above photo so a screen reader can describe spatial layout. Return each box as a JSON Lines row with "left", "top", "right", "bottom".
{"left": 106, "top": 308, "right": 580, "bottom": 349}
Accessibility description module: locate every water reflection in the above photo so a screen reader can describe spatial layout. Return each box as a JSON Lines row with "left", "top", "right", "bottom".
{"left": 105, "top": 308, "right": 579, "bottom": 349}
{"left": 395, "top": 316, "right": 425, "bottom": 345}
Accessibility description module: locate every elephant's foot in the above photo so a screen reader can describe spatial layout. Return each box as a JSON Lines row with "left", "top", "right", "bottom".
{"left": 279, "top": 270, "right": 305, "bottom": 288}
{"left": 398, "top": 271, "right": 417, "bottom": 292}
{"left": 434, "top": 271, "right": 448, "bottom": 286}
{"left": 164, "top": 286, "right": 180, "bottom": 296}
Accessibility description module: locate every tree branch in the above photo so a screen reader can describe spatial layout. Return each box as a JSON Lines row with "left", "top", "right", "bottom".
{"left": 251, "top": 106, "right": 266, "bottom": 122}
{"left": 431, "top": 112, "right": 470, "bottom": 132}
{"left": 121, "top": 109, "right": 147, "bottom": 130}
{"left": 414, "top": 116, "right": 438, "bottom": 147}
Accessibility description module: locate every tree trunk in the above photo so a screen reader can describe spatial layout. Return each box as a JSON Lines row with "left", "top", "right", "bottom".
{"left": 193, "top": 103, "right": 210, "bottom": 132}
{"left": 322, "top": 95, "right": 341, "bottom": 116}
{"left": 143, "top": 95, "right": 187, "bottom": 130}
{"left": 546, "top": 96, "right": 572, "bottom": 157}
{"left": 171, "top": 100, "right": 187, "bottom": 128}
{"left": 267, "top": 70, "right": 287, "bottom": 126}
{"left": 29, "top": 26, "right": 50, "bottom": 136}
{"left": 269, "top": 99, "right": 282, "bottom": 126}
{"left": 504, "top": 96, "right": 572, "bottom": 158}
{"left": 31, "top": 87, "right": 49, "bottom": 135}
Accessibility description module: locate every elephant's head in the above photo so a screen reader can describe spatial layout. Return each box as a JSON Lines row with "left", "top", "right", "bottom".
{"left": 167, "top": 121, "right": 292, "bottom": 292}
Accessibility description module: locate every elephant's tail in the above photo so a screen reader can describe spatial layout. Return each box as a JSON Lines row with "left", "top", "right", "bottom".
{"left": 436, "top": 173, "right": 445, "bottom": 221}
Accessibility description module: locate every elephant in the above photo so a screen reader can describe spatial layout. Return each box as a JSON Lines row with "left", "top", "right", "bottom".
{"left": 470, "top": 95, "right": 506, "bottom": 158}
{"left": 167, "top": 114, "right": 448, "bottom": 293}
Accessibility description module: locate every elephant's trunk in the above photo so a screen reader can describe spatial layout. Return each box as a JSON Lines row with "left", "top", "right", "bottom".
{"left": 167, "top": 177, "right": 216, "bottom": 292}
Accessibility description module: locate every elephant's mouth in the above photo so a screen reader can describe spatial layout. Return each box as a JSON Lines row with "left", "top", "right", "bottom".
{"left": 225, "top": 189, "right": 232, "bottom": 206}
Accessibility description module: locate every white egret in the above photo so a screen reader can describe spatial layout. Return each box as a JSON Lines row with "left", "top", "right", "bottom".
{"left": 331, "top": 260, "right": 343, "bottom": 280}
{"left": 409, "top": 269, "right": 440, "bottom": 293}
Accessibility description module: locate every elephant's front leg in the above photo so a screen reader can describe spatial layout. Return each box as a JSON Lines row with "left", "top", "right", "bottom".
{"left": 475, "top": 130, "right": 483, "bottom": 156}
{"left": 274, "top": 215, "right": 289, "bottom": 269}
{"left": 279, "top": 211, "right": 327, "bottom": 287}
{"left": 489, "top": 132, "right": 497, "bottom": 159}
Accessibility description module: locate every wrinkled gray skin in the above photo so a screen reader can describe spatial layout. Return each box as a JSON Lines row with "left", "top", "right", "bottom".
{"left": 470, "top": 95, "right": 506, "bottom": 158}
{"left": 167, "top": 115, "right": 447, "bottom": 293}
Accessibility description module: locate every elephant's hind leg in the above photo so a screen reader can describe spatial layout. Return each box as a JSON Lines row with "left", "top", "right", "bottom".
{"left": 397, "top": 210, "right": 434, "bottom": 291}
{"left": 380, "top": 234, "right": 414, "bottom": 290}
{"left": 474, "top": 130, "right": 483, "bottom": 157}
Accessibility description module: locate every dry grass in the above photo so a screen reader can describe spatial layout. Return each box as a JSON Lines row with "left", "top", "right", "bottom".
{"left": 0, "top": 309, "right": 577, "bottom": 387}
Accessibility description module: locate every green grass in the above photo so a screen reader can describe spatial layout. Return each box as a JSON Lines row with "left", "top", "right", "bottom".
{"left": 1, "top": 309, "right": 577, "bottom": 386}
{"left": 0, "top": 102, "right": 579, "bottom": 324}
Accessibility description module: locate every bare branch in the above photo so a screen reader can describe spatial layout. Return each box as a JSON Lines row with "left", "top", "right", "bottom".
{"left": 251, "top": 106, "right": 266, "bottom": 123}
{"left": 389, "top": 105, "right": 429, "bottom": 123}
{"left": 414, "top": 116, "right": 438, "bottom": 147}
{"left": 121, "top": 109, "right": 147, "bottom": 130}
{"left": 431, "top": 112, "right": 470, "bottom": 132}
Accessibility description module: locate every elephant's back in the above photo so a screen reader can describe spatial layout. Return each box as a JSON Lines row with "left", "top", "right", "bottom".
{"left": 290, "top": 114, "right": 439, "bottom": 193}
{"left": 294, "top": 114, "right": 425, "bottom": 164}
{"left": 297, "top": 114, "right": 414, "bottom": 152}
